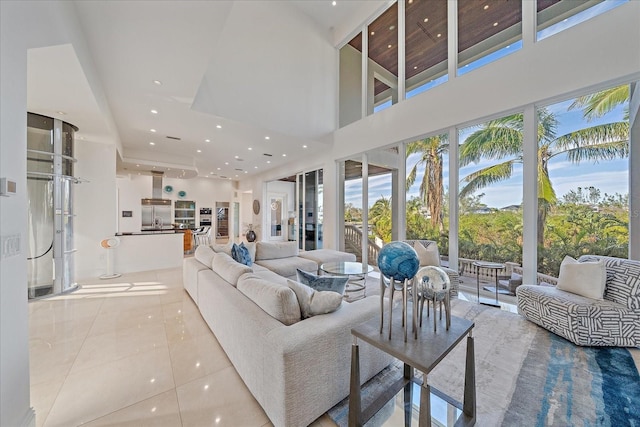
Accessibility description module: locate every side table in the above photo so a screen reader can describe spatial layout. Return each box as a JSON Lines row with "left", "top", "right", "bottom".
{"left": 472, "top": 261, "right": 504, "bottom": 307}
{"left": 349, "top": 311, "right": 476, "bottom": 427}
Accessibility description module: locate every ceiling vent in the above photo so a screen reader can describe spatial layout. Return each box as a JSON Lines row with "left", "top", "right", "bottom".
{"left": 235, "top": 168, "right": 243, "bottom": 171}
{"left": 235, "top": 158, "right": 244, "bottom": 161}
{"left": 166, "top": 136, "right": 181, "bottom": 141}
{"left": 220, "top": 175, "right": 228, "bottom": 179}
{"left": 263, "top": 153, "right": 273, "bottom": 157}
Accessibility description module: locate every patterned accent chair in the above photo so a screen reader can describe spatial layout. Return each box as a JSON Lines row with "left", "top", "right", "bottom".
{"left": 403, "top": 240, "right": 460, "bottom": 298}
{"left": 516, "top": 255, "right": 640, "bottom": 347}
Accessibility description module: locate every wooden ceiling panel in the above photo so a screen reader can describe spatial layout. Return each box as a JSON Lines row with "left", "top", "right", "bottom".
{"left": 458, "top": 0, "right": 522, "bottom": 53}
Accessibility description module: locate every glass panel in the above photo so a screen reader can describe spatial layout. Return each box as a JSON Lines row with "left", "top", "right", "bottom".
{"left": 340, "top": 33, "right": 363, "bottom": 128}
{"left": 269, "top": 196, "right": 283, "bottom": 239}
{"left": 368, "top": 147, "right": 397, "bottom": 250}
{"left": 233, "top": 202, "right": 240, "bottom": 239}
{"left": 458, "top": 0, "right": 522, "bottom": 76}
{"left": 367, "top": 3, "right": 399, "bottom": 115}
{"left": 458, "top": 113, "right": 524, "bottom": 301}
{"left": 62, "top": 177, "right": 75, "bottom": 291}
{"left": 62, "top": 122, "right": 75, "bottom": 177}
{"left": 343, "top": 158, "right": 364, "bottom": 262}
{"left": 304, "top": 172, "right": 317, "bottom": 249}
{"left": 536, "top": 84, "right": 629, "bottom": 278}
{"left": 405, "top": 133, "right": 450, "bottom": 257}
{"left": 537, "top": 0, "right": 627, "bottom": 41}
{"left": 405, "top": 0, "right": 448, "bottom": 99}
{"left": 216, "top": 202, "right": 229, "bottom": 241}
{"left": 316, "top": 169, "right": 324, "bottom": 249}
{"left": 298, "top": 174, "right": 304, "bottom": 249}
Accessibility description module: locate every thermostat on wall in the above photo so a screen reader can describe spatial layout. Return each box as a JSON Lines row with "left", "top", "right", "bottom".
{"left": 0, "top": 178, "right": 17, "bottom": 197}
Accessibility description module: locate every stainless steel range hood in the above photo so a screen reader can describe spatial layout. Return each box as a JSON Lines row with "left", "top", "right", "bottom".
{"left": 141, "top": 171, "right": 170, "bottom": 205}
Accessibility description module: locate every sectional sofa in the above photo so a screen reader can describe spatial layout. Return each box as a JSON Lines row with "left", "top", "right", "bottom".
{"left": 183, "top": 241, "right": 392, "bottom": 427}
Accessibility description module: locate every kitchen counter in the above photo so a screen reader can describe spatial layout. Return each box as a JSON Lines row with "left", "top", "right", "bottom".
{"left": 113, "top": 232, "right": 183, "bottom": 273}
{"left": 116, "top": 230, "right": 178, "bottom": 236}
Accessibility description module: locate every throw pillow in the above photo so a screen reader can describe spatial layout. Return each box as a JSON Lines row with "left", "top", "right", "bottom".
{"left": 296, "top": 269, "right": 349, "bottom": 294}
{"left": 414, "top": 241, "right": 440, "bottom": 267}
{"left": 287, "top": 279, "right": 343, "bottom": 318}
{"left": 212, "top": 242, "right": 233, "bottom": 256}
{"left": 557, "top": 255, "right": 606, "bottom": 300}
{"left": 231, "top": 243, "right": 252, "bottom": 266}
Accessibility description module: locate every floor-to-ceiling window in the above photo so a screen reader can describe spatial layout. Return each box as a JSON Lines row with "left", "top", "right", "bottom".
{"left": 458, "top": 114, "right": 524, "bottom": 271}
{"left": 535, "top": 84, "right": 630, "bottom": 276}
{"left": 537, "top": 0, "right": 628, "bottom": 41}
{"left": 405, "top": 133, "right": 450, "bottom": 256}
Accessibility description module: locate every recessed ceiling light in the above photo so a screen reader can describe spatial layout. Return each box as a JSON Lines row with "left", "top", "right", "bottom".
{"left": 282, "top": 154, "right": 287, "bottom": 157}
{"left": 248, "top": 147, "right": 253, "bottom": 151}
{"left": 57, "top": 111, "right": 66, "bottom": 115}
{"left": 150, "top": 129, "right": 156, "bottom": 133}
{"left": 332, "top": 0, "right": 336, "bottom": 5}
{"left": 423, "top": 18, "right": 428, "bottom": 22}
{"left": 254, "top": 166, "right": 258, "bottom": 169}
{"left": 387, "top": 44, "right": 392, "bottom": 49}
{"left": 217, "top": 167, "right": 221, "bottom": 170}
{"left": 414, "top": 66, "right": 418, "bottom": 69}
{"left": 153, "top": 80, "right": 162, "bottom": 86}
{"left": 197, "top": 149, "right": 202, "bottom": 153}
{"left": 149, "top": 142, "right": 155, "bottom": 145}
{"left": 389, "top": 25, "right": 395, "bottom": 31}
{"left": 265, "top": 136, "right": 270, "bottom": 140}
{"left": 437, "top": 33, "right": 441, "bottom": 37}
{"left": 244, "top": 171, "right": 248, "bottom": 174}
{"left": 136, "top": 164, "right": 140, "bottom": 167}
{"left": 216, "top": 125, "right": 222, "bottom": 129}
{"left": 234, "top": 155, "right": 239, "bottom": 159}
{"left": 205, "top": 139, "right": 210, "bottom": 143}
{"left": 303, "top": 145, "right": 307, "bottom": 148}
{"left": 267, "top": 160, "right": 271, "bottom": 164}
{"left": 483, "top": 5, "right": 489, "bottom": 10}
{"left": 235, "top": 174, "right": 239, "bottom": 177}
{"left": 370, "top": 31, "right": 375, "bottom": 36}
{"left": 150, "top": 109, "right": 158, "bottom": 114}
{"left": 493, "top": 22, "right": 498, "bottom": 27}
{"left": 224, "top": 162, "right": 229, "bottom": 165}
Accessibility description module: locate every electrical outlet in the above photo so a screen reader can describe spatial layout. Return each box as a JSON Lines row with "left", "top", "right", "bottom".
{"left": 1, "top": 234, "right": 21, "bottom": 258}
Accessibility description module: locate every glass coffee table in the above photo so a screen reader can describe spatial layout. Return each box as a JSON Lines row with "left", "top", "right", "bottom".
{"left": 472, "top": 261, "right": 505, "bottom": 307}
{"left": 320, "top": 261, "right": 373, "bottom": 300}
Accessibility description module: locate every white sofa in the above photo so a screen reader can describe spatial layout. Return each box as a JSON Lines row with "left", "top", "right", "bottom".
{"left": 183, "top": 243, "right": 391, "bottom": 427}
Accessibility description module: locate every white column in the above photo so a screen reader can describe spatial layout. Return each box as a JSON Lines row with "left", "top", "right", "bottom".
{"left": 522, "top": 105, "right": 538, "bottom": 284}
{"left": 362, "top": 153, "right": 369, "bottom": 266}
{"left": 447, "top": 0, "right": 458, "bottom": 79}
{"left": 448, "top": 127, "right": 459, "bottom": 268}
{"left": 361, "top": 28, "right": 368, "bottom": 119}
{"left": 522, "top": 0, "right": 537, "bottom": 48}
{"left": 397, "top": 0, "right": 406, "bottom": 102}
{"left": 629, "top": 83, "right": 640, "bottom": 260}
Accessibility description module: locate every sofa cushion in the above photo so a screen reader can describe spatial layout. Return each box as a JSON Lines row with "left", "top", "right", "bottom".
{"left": 579, "top": 255, "right": 640, "bottom": 309}
{"left": 287, "top": 279, "right": 343, "bottom": 318}
{"left": 211, "top": 242, "right": 233, "bottom": 257}
{"left": 237, "top": 274, "right": 301, "bottom": 325}
{"left": 255, "top": 256, "right": 318, "bottom": 279}
{"left": 299, "top": 249, "right": 356, "bottom": 268}
{"left": 297, "top": 269, "right": 349, "bottom": 294}
{"left": 211, "top": 253, "right": 252, "bottom": 286}
{"left": 194, "top": 245, "right": 215, "bottom": 267}
{"left": 232, "top": 243, "right": 252, "bottom": 266}
{"left": 414, "top": 241, "right": 440, "bottom": 267}
{"left": 256, "top": 241, "right": 299, "bottom": 260}
{"left": 244, "top": 242, "right": 257, "bottom": 263}
{"left": 557, "top": 256, "right": 606, "bottom": 300}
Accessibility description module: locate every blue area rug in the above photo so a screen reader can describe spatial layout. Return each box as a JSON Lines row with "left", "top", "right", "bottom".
{"left": 502, "top": 332, "right": 640, "bottom": 426}
{"left": 328, "top": 300, "right": 640, "bottom": 426}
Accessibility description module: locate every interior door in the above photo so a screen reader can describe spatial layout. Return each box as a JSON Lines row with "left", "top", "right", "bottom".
{"left": 267, "top": 193, "right": 285, "bottom": 241}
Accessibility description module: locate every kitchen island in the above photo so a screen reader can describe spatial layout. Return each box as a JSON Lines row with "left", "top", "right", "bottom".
{"left": 113, "top": 231, "right": 183, "bottom": 274}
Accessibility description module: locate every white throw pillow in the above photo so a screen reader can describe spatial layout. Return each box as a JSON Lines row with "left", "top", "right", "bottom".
{"left": 287, "top": 280, "right": 343, "bottom": 318}
{"left": 414, "top": 241, "right": 440, "bottom": 267}
{"left": 557, "top": 255, "right": 606, "bottom": 300}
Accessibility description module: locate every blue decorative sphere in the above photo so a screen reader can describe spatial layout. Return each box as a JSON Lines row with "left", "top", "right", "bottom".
{"left": 377, "top": 241, "right": 420, "bottom": 281}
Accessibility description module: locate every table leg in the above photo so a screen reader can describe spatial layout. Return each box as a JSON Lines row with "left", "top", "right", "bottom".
{"left": 403, "top": 364, "right": 412, "bottom": 427}
{"left": 419, "top": 373, "right": 432, "bottom": 427}
{"left": 463, "top": 332, "right": 476, "bottom": 421}
{"left": 349, "top": 339, "right": 362, "bottom": 427}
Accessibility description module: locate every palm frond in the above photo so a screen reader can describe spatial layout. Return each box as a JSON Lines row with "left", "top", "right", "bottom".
{"left": 406, "top": 165, "right": 418, "bottom": 191}
{"left": 459, "top": 160, "right": 515, "bottom": 198}
{"left": 562, "top": 141, "right": 629, "bottom": 163}
{"left": 460, "top": 127, "right": 523, "bottom": 166}
{"left": 537, "top": 165, "right": 557, "bottom": 205}
{"left": 551, "top": 122, "right": 629, "bottom": 162}
{"left": 569, "top": 85, "right": 630, "bottom": 121}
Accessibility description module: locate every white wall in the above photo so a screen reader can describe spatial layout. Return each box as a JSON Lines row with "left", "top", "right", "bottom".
{"left": 116, "top": 175, "right": 234, "bottom": 233}
{"left": 75, "top": 140, "right": 117, "bottom": 280}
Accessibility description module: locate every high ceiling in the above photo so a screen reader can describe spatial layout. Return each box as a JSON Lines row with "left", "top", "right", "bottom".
{"left": 26, "top": 0, "right": 386, "bottom": 180}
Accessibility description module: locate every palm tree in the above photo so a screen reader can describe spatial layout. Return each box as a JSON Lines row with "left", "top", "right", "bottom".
{"left": 459, "top": 108, "right": 629, "bottom": 247}
{"left": 406, "top": 134, "right": 448, "bottom": 233}
{"left": 570, "top": 84, "right": 630, "bottom": 121}
{"left": 368, "top": 196, "right": 392, "bottom": 243}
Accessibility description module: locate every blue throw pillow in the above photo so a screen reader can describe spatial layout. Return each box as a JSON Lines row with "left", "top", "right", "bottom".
{"left": 232, "top": 243, "right": 252, "bottom": 266}
{"left": 296, "top": 269, "right": 349, "bottom": 295}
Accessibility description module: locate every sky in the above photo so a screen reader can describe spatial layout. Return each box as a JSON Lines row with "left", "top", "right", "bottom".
{"left": 347, "top": 1, "right": 630, "bottom": 210}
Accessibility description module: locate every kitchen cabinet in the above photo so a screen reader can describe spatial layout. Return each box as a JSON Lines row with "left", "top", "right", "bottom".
{"left": 174, "top": 200, "right": 196, "bottom": 228}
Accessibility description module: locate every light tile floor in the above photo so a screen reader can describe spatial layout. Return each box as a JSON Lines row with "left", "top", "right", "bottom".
{"left": 29, "top": 267, "right": 640, "bottom": 426}
{"left": 29, "top": 267, "right": 335, "bottom": 427}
